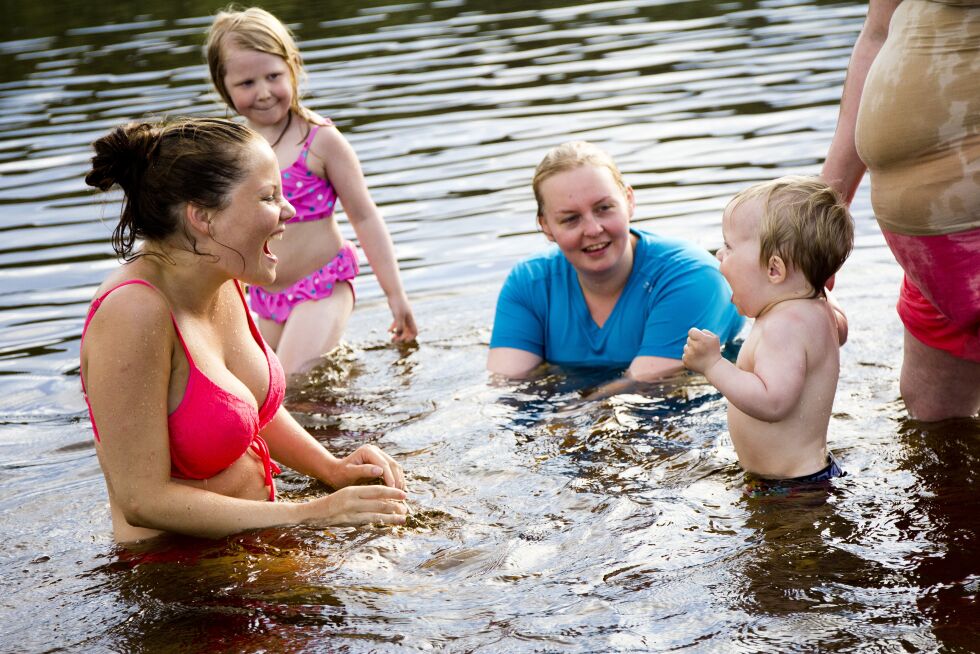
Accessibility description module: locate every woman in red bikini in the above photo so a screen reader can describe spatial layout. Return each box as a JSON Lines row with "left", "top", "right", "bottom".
{"left": 81, "top": 117, "right": 407, "bottom": 543}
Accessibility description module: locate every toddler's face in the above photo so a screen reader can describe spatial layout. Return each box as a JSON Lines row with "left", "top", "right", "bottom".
{"left": 718, "top": 197, "right": 770, "bottom": 317}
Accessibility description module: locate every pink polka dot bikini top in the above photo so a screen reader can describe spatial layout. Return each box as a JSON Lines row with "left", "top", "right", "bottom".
{"left": 282, "top": 122, "right": 339, "bottom": 224}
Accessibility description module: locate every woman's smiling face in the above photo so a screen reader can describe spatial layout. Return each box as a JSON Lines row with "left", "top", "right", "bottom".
{"left": 207, "top": 138, "right": 295, "bottom": 285}
{"left": 537, "top": 164, "right": 635, "bottom": 277}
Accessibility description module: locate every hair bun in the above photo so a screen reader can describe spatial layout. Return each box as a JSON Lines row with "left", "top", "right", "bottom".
{"left": 85, "top": 122, "right": 159, "bottom": 193}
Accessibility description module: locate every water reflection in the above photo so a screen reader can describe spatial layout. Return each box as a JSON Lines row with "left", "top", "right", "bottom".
{"left": 0, "top": 0, "right": 973, "bottom": 651}
{"left": 895, "top": 416, "right": 980, "bottom": 649}
{"left": 92, "top": 530, "right": 363, "bottom": 652}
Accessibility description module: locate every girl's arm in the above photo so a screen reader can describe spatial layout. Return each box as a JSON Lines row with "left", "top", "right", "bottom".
{"left": 83, "top": 287, "right": 406, "bottom": 539}
{"left": 261, "top": 406, "right": 405, "bottom": 490}
{"left": 821, "top": 0, "right": 902, "bottom": 203}
{"left": 683, "top": 325, "right": 806, "bottom": 423}
{"left": 314, "top": 125, "right": 417, "bottom": 342}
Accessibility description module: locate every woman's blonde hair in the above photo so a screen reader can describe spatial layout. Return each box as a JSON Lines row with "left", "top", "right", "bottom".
{"left": 532, "top": 141, "right": 628, "bottom": 216}
{"left": 729, "top": 175, "right": 854, "bottom": 295}
{"left": 206, "top": 6, "right": 323, "bottom": 128}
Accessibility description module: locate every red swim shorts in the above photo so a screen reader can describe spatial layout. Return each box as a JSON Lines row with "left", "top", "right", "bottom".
{"left": 882, "top": 228, "right": 980, "bottom": 363}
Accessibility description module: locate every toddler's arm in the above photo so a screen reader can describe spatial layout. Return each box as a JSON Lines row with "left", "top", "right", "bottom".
{"left": 684, "top": 326, "right": 806, "bottom": 423}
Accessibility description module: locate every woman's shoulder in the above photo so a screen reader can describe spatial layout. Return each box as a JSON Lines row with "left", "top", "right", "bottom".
{"left": 507, "top": 246, "right": 567, "bottom": 281}
{"left": 90, "top": 277, "right": 171, "bottom": 324}
{"left": 633, "top": 228, "right": 719, "bottom": 269}
{"left": 83, "top": 277, "right": 176, "bottom": 362}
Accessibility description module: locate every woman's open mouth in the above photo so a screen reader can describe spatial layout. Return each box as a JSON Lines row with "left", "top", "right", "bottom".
{"left": 263, "top": 230, "right": 284, "bottom": 261}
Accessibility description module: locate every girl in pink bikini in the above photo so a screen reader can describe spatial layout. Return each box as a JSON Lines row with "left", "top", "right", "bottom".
{"left": 206, "top": 7, "right": 417, "bottom": 375}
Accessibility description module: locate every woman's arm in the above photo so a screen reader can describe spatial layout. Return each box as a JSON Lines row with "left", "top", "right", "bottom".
{"left": 315, "top": 125, "right": 417, "bottom": 342}
{"left": 84, "top": 287, "right": 406, "bottom": 539}
{"left": 628, "top": 355, "right": 685, "bottom": 383}
{"left": 580, "top": 356, "right": 685, "bottom": 400}
{"left": 487, "top": 346, "right": 544, "bottom": 378}
{"left": 821, "top": 0, "right": 902, "bottom": 202}
{"left": 261, "top": 407, "right": 405, "bottom": 490}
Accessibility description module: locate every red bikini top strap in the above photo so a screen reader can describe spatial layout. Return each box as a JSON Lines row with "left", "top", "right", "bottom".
{"left": 83, "top": 279, "right": 194, "bottom": 364}
{"left": 233, "top": 280, "right": 264, "bottom": 345}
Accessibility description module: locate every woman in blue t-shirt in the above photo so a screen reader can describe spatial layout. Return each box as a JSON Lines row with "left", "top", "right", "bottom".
{"left": 488, "top": 141, "right": 743, "bottom": 390}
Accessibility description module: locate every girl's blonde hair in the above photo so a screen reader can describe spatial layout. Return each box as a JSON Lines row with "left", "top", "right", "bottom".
{"left": 205, "top": 6, "right": 323, "bottom": 128}
{"left": 532, "top": 141, "right": 628, "bottom": 216}
{"left": 729, "top": 175, "right": 854, "bottom": 295}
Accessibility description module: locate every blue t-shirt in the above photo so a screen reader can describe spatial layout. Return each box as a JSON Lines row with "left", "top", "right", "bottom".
{"left": 490, "top": 229, "right": 744, "bottom": 369}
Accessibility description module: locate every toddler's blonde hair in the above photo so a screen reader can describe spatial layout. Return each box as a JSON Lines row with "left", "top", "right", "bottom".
{"left": 729, "top": 175, "right": 854, "bottom": 295}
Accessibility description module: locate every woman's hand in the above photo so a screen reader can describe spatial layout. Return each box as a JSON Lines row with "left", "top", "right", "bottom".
{"left": 387, "top": 294, "right": 418, "bottom": 342}
{"left": 303, "top": 484, "right": 408, "bottom": 527}
{"left": 327, "top": 444, "right": 406, "bottom": 490}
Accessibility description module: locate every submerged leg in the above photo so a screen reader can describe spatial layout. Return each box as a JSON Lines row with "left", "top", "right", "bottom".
{"left": 900, "top": 330, "right": 980, "bottom": 422}
{"left": 275, "top": 281, "right": 354, "bottom": 376}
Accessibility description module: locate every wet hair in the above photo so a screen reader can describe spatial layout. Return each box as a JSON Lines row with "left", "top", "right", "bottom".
{"left": 532, "top": 141, "right": 628, "bottom": 217}
{"left": 85, "top": 117, "right": 260, "bottom": 259}
{"left": 206, "top": 6, "right": 322, "bottom": 129}
{"left": 729, "top": 175, "right": 854, "bottom": 295}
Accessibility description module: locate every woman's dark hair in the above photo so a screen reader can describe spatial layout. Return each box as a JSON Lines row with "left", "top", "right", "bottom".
{"left": 85, "top": 117, "right": 258, "bottom": 259}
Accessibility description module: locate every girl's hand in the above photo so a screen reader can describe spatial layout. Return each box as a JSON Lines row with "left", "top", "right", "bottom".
{"left": 329, "top": 444, "right": 405, "bottom": 491}
{"left": 682, "top": 328, "right": 722, "bottom": 375}
{"left": 387, "top": 295, "right": 418, "bottom": 342}
{"left": 303, "top": 484, "right": 408, "bottom": 527}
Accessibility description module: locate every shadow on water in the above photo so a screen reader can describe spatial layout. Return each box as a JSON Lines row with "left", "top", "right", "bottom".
{"left": 895, "top": 416, "right": 980, "bottom": 649}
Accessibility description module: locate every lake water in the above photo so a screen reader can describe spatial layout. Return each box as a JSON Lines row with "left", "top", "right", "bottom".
{"left": 2, "top": 0, "right": 978, "bottom": 651}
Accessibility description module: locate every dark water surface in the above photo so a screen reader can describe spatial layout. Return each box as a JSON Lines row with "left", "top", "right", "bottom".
{"left": 2, "top": 0, "right": 978, "bottom": 651}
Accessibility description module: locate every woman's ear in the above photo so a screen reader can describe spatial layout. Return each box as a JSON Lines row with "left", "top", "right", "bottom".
{"left": 626, "top": 185, "right": 636, "bottom": 219}
{"left": 184, "top": 203, "right": 213, "bottom": 238}
{"left": 767, "top": 255, "right": 787, "bottom": 284}
{"left": 538, "top": 214, "right": 555, "bottom": 242}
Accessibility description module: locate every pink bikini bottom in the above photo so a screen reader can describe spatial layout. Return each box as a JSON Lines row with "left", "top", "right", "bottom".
{"left": 249, "top": 241, "right": 359, "bottom": 324}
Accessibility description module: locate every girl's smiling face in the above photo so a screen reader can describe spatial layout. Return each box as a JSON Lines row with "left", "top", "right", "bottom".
{"left": 537, "top": 164, "right": 635, "bottom": 278}
{"left": 221, "top": 42, "right": 294, "bottom": 130}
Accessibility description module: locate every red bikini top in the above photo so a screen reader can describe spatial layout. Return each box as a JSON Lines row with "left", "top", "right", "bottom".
{"left": 80, "top": 279, "right": 286, "bottom": 500}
